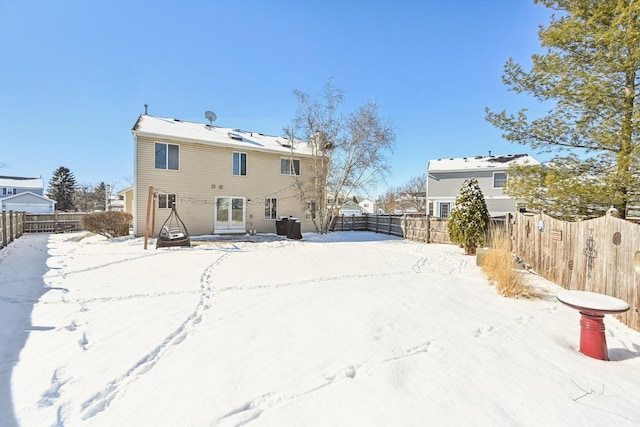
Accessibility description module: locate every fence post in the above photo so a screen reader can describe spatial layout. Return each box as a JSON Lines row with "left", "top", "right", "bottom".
{"left": 505, "top": 212, "right": 512, "bottom": 251}
{"left": 426, "top": 214, "right": 431, "bottom": 243}
{"left": 402, "top": 214, "right": 407, "bottom": 238}
{"left": 16, "top": 212, "right": 23, "bottom": 238}
{"left": 9, "top": 211, "right": 14, "bottom": 243}
{"left": 1, "top": 210, "right": 5, "bottom": 248}
{"left": 388, "top": 215, "right": 392, "bottom": 235}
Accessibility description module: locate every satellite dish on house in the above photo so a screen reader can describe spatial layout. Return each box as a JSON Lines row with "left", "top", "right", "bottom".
{"left": 205, "top": 111, "right": 217, "bottom": 126}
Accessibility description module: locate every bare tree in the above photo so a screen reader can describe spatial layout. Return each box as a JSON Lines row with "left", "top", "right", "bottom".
{"left": 286, "top": 81, "right": 395, "bottom": 233}
{"left": 397, "top": 174, "right": 427, "bottom": 213}
{"left": 377, "top": 188, "right": 401, "bottom": 214}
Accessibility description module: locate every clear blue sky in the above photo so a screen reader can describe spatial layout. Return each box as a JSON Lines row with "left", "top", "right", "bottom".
{"left": 1, "top": 0, "right": 551, "bottom": 196}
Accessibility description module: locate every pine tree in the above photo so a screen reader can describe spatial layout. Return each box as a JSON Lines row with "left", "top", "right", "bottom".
{"left": 448, "top": 178, "right": 490, "bottom": 255}
{"left": 93, "top": 182, "right": 107, "bottom": 210}
{"left": 48, "top": 166, "right": 77, "bottom": 211}
{"left": 486, "top": 0, "right": 640, "bottom": 218}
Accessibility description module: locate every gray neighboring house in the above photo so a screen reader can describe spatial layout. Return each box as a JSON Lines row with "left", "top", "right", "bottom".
{"left": 427, "top": 153, "right": 539, "bottom": 219}
{"left": 0, "top": 176, "right": 56, "bottom": 213}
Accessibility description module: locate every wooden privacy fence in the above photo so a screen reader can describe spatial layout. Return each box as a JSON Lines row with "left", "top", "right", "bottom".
{"left": 24, "top": 212, "right": 85, "bottom": 233}
{"left": 513, "top": 211, "right": 640, "bottom": 331}
{"left": 0, "top": 210, "right": 26, "bottom": 249}
{"left": 330, "top": 213, "right": 451, "bottom": 244}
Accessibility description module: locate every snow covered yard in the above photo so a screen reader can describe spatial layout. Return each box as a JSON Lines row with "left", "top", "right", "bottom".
{"left": 2, "top": 231, "right": 640, "bottom": 426}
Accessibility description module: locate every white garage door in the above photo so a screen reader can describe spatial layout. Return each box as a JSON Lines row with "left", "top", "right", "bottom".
{"left": 4, "top": 202, "right": 53, "bottom": 213}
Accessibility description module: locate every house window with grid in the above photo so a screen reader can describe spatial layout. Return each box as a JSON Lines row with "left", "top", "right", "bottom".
{"left": 157, "top": 193, "right": 176, "bottom": 209}
{"left": 280, "top": 158, "right": 300, "bottom": 175}
{"left": 155, "top": 142, "right": 179, "bottom": 170}
{"left": 439, "top": 202, "right": 451, "bottom": 218}
{"left": 265, "top": 198, "right": 277, "bottom": 219}
{"left": 233, "top": 152, "right": 247, "bottom": 176}
{"left": 493, "top": 172, "right": 507, "bottom": 188}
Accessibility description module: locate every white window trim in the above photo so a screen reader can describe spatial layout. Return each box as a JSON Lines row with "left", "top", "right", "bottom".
{"left": 265, "top": 197, "right": 277, "bottom": 220}
{"left": 280, "top": 158, "right": 301, "bottom": 176}
{"left": 157, "top": 193, "right": 176, "bottom": 209}
{"left": 155, "top": 142, "right": 180, "bottom": 171}
{"left": 439, "top": 202, "right": 451, "bottom": 218}
{"left": 493, "top": 172, "right": 507, "bottom": 189}
{"left": 232, "top": 151, "right": 247, "bottom": 176}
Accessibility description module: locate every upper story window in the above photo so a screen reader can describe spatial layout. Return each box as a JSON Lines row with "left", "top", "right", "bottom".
{"left": 2, "top": 188, "right": 16, "bottom": 196}
{"left": 281, "top": 158, "right": 300, "bottom": 175}
{"left": 493, "top": 172, "right": 507, "bottom": 188}
{"left": 155, "top": 142, "right": 179, "bottom": 170}
{"left": 233, "top": 152, "right": 247, "bottom": 176}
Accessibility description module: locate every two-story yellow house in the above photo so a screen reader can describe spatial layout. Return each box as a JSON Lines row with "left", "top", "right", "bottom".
{"left": 131, "top": 114, "right": 316, "bottom": 237}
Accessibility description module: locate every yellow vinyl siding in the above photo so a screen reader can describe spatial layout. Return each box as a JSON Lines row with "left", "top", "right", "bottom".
{"left": 135, "top": 135, "right": 313, "bottom": 236}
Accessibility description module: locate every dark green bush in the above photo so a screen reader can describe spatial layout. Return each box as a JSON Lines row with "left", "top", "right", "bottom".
{"left": 81, "top": 211, "right": 132, "bottom": 238}
{"left": 448, "top": 178, "right": 490, "bottom": 255}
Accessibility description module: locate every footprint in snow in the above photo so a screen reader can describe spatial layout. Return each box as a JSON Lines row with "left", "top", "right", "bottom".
{"left": 38, "top": 368, "right": 68, "bottom": 408}
{"left": 473, "top": 325, "right": 496, "bottom": 338}
{"left": 406, "top": 340, "right": 441, "bottom": 354}
{"left": 516, "top": 315, "right": 535, "bottom": 324}
{"left": 79, "top": 331, "right": 92, "bottom": 351}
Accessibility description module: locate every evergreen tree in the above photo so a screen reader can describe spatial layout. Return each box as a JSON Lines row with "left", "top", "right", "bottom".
{"left": 486, "top": 0, "right": 640, "bottom": 218}
{"left": 94, "top": 182, "right": 107, "bottom": 210}
{"left": 448, "top": 178, "right": 490, "bottom": 255}
{"left": 48, "top": 166, "right": 77, "bottom": 211}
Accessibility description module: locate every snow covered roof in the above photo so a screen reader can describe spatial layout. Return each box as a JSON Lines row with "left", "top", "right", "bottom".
{"left": 427, "top": 154, "right": 539, "bottom": 173}
{"left": 132, "top": 115, "right": 314, "bottom": 157}
{"left": 0, "top": 176, "right": 44, "bottom": 189}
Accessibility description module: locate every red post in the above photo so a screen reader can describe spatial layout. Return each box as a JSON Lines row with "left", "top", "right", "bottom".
{"left": 579, "top": 311, "right": 609, "bottom": 360}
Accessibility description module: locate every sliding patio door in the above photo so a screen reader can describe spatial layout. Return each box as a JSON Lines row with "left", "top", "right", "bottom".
{"left": 214, "top": 196, "right": 246, "bottom": 233}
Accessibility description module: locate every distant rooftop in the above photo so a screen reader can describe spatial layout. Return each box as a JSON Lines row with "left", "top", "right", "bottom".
{"left": 132, "top": 114, "right": 314, "bottom": 156}
{"left": 0, "top": 175, "right": 40, "bottom": 181}
{"left": 0, "top": 176, "right": 44, "bottom": 188}
{"left": 428, "top": 154, "right": 539, "bottom": 172}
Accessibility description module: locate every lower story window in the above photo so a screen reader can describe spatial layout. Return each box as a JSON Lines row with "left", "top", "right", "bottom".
{"left": 439, "top": 202, "right": 451, "bottom": 218}
{"left": 265, "top": 198, "right": 277, "bottom": 219}
{"left": 158, "top": 193, "right": 176, "bottom": 209}
{"left": 306, "top": 201, "right": 316, "bottom": 220}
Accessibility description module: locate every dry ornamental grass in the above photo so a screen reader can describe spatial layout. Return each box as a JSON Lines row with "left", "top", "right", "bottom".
{"left": 481, "top": 228, "right": 532, "bottom": 298}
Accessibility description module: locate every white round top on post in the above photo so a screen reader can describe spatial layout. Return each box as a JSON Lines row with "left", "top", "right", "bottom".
{"left": 557, "top": 290, "right": 630, "bottom": 314}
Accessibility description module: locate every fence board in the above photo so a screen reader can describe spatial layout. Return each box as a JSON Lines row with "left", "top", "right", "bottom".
{"left": 24, "top": 212, "right": 85, "bottom": 233}
{"left": 330, "top": 214, "right": 451, "bottom": 243}
{"left": 513, "top": 211, "right": 640, "bottom": 331}
{"left": 0, "top": 211, "right": 26, "bottom": 250}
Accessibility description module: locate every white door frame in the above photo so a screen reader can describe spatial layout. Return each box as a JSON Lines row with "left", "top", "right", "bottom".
{"left": 214, "top": 196, "right": 246, "bottom": 234}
